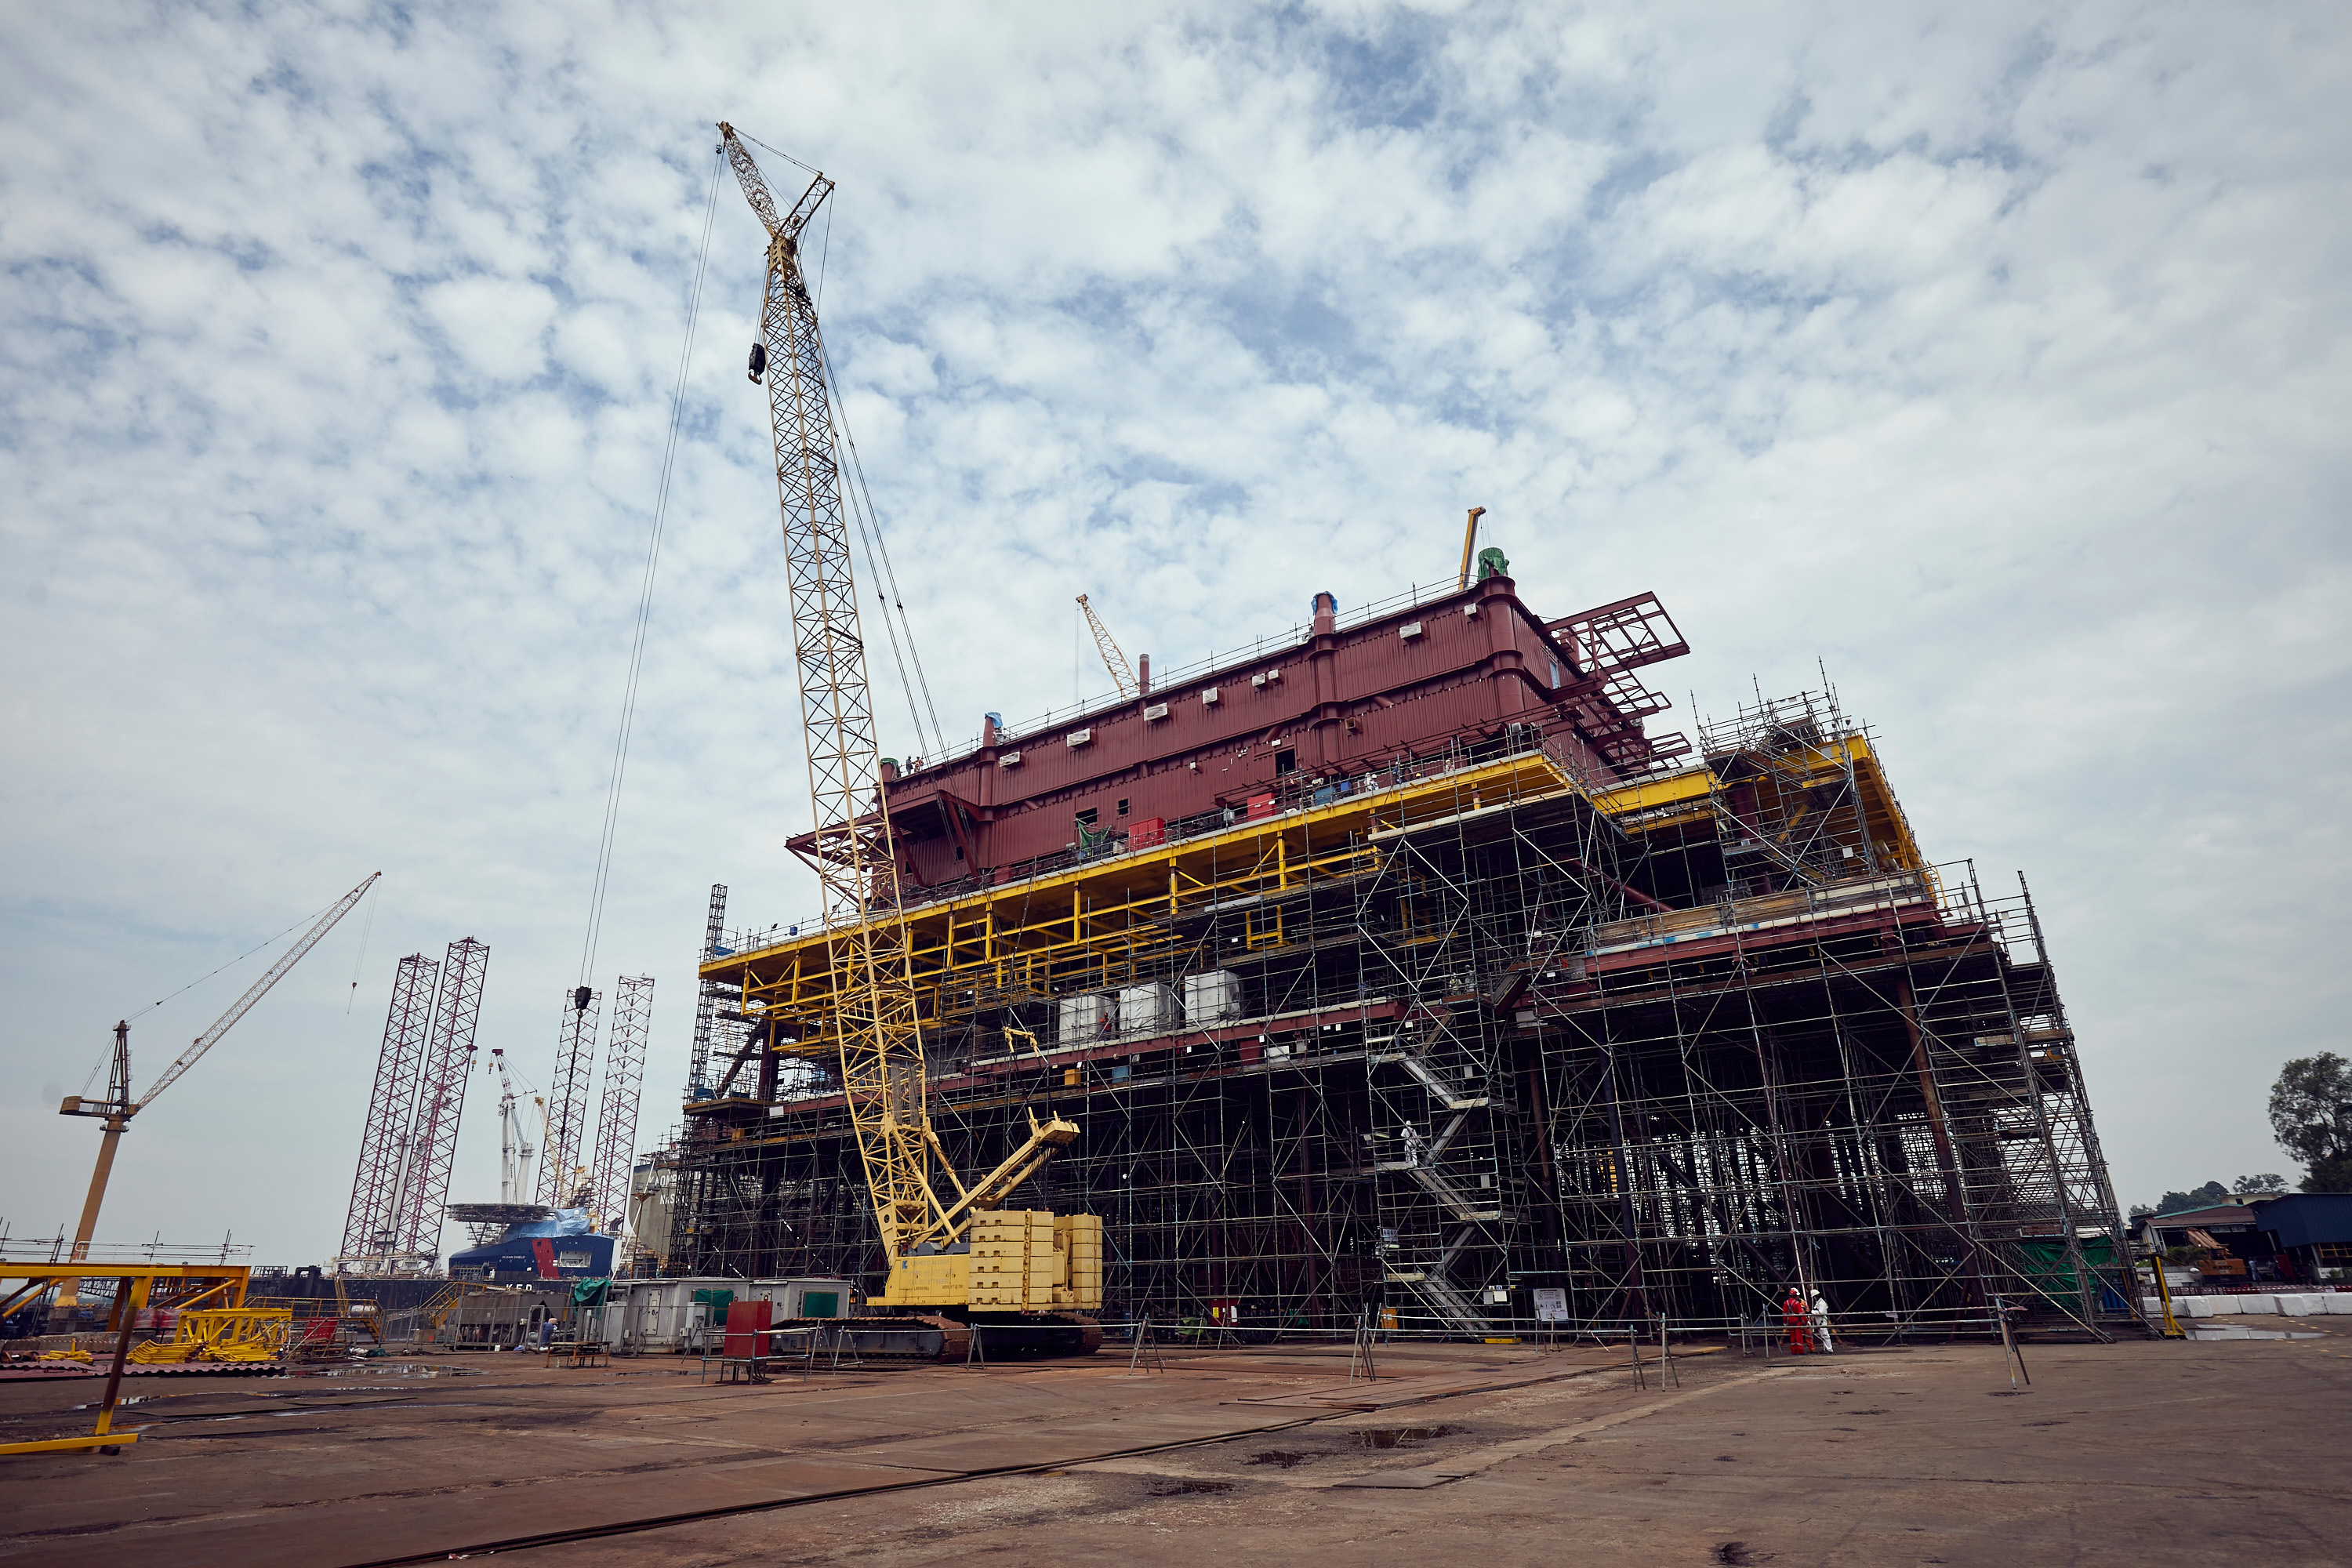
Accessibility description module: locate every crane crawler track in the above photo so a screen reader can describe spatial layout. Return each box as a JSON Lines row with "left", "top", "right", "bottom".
{"left": 782, "top": 1312, "right": 1102, "bottom": 1363}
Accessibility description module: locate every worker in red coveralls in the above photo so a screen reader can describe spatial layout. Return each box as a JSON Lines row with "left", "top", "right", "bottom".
{"left": 1781, "top": 1287, "right": 1813, "bottom": 1354}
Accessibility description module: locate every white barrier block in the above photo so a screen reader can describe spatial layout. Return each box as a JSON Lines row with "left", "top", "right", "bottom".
{"left": 2275, "top": 1294, "right": 2326, "bottom": 1317}
{"left": 2325, "top": 1294, "right": 2352, "bottom": 1315}
{"left": 2178, "top": 1296, "right": 2214, "bottom": 1318}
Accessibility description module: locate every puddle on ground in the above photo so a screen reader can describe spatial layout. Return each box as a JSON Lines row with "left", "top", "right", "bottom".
{"left": 67, "top": 1396, "right": 147, "bottom": 1410}
{"left": 1146, "top": 1479, "right": 1232, "bottom": 1496}
{"left": 1246, "top": 1450, "right": 1312, "bottom": 1468}
{"left": 1354, "top": 1425, "right": 1465, "bottom": 1449}
{"left": 289, "top": 1364, "right": 482, "bottom": 1379}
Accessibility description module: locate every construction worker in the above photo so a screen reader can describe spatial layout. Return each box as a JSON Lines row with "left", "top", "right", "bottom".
{"left": 1781, "top": 1287, "right": 1813, "bottom": 1354}
{"left": 1809, "top": 1288, "right": 1835, "bottom": 1354}
{"left": 1400, "top": 1122, "right": 1425, "bottom": 1168}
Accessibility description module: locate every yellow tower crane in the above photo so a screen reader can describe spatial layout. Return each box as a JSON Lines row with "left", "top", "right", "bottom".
{"left": 717, "top": 125, "right": 1100, "bottom": 1346}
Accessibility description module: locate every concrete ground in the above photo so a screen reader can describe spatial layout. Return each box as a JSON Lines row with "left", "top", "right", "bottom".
{"left": 3, "top": 1314, "right": 2348, "bottom": 1566}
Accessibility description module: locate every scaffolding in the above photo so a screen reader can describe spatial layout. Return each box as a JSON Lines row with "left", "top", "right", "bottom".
{"left": 668, "top": 692, "right": 2140, "bottom": 1341}
{"left": 1544, "top": 691, "right": 2129, "bottom": 1336}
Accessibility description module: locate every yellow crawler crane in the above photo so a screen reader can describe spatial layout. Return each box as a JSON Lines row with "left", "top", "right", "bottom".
{"left": 717, "top": 124, "right": 1100, "bottom": 1352}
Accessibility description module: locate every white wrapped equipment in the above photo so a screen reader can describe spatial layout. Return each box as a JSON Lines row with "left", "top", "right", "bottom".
{"left": 1183, "top": 970, "right": 1243, "bottom": 1023}
{"left": 1058, "top": 993, "right": 1116, "bottom": 1047}
{"left": 1117, "top": 982, "right": 1178, "bottom": 1038}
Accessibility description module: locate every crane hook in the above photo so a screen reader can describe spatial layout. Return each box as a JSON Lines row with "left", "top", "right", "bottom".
{"left": 747, "top": 341, "right": 767, "bottom": 384}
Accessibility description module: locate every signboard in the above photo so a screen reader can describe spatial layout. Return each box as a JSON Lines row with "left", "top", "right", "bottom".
{"left": 1533, "top": 1287, "right": 1569, "bottom": 1323}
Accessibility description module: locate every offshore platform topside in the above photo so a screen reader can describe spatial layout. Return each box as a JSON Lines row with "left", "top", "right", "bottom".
{"left": 670, "top": 562, "right": 2143, "bottom": 1343}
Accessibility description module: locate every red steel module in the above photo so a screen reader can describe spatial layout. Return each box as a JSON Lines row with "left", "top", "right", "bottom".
{"left": 811, "top": 571, "right": 1690, "bottom": 898}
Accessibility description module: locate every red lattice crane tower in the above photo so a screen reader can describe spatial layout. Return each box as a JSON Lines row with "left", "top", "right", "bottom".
{"left": 587, "top": 975, "right": 655, "bottom": 1236}
{"left": 539, "top": 986, "right": 601, "bottom": 1208}
{"left": 339, "top": 952, "right": 438, "bottom": 1265}
{"left": 392, "top": 937, "right": 489, "bottom": 1261}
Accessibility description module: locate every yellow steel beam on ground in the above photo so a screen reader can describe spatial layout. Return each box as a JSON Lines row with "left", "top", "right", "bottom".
{"left": 0, "top": 1433, "right": 140, "bottom": 1454}
{"left": 0, "top": 1269, "right": 173, "bottom": 1457}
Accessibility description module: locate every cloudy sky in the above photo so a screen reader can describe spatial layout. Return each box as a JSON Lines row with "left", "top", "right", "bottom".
{"left": 3, "top": 2, "right": 2346, "bottom": 1264}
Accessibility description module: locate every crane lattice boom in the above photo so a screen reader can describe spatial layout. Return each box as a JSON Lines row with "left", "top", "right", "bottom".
{"left": 719, "top": 123, "right": 942, "bottom": 1260}
{"left": 1076, "top": 594, "right": 1138, "bottom": 699}
{"left": 140, "top": 872, "right": 380, "bottom": 1109}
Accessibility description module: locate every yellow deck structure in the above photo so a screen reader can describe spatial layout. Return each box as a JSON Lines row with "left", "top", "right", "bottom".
{"left": 694, "top": 735, "right": 1922, "bottom": 1060}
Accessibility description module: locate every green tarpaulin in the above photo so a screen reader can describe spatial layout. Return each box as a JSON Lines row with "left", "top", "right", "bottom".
{"left": 2013, "top": 1236, "right": 2129, "bottom": 1312}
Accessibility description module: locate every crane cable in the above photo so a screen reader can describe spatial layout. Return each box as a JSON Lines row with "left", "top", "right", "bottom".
{"left": 579, "top": 146, "right": 724, "bottom": 988}
{"left": 740, "top": 125, "right": 943, "bottom": 760}
{"left": 740, "top": 129, "right": 822, "bottom": 178}
{"left": 76, "top": 882, "right": 379, "bottom": 1096}
{"left": 819, "top": 328, "right": 948, "bottom": 760}
{"left": 343, "top": 881, "right": 379, "bottom": 1015}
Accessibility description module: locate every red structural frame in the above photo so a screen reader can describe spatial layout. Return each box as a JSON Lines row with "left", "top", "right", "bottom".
{"left": 395, "top": 937, "right": 489, "bottom": 1261}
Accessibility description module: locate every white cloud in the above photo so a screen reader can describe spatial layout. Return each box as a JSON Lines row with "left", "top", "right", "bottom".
{"left": 423, "top": 276, "right": 561, "bottom": 383}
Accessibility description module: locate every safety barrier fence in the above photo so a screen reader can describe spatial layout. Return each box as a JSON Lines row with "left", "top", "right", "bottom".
{"left": 1088, "top": 1309, "right": 2055, "bottom": 1346}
